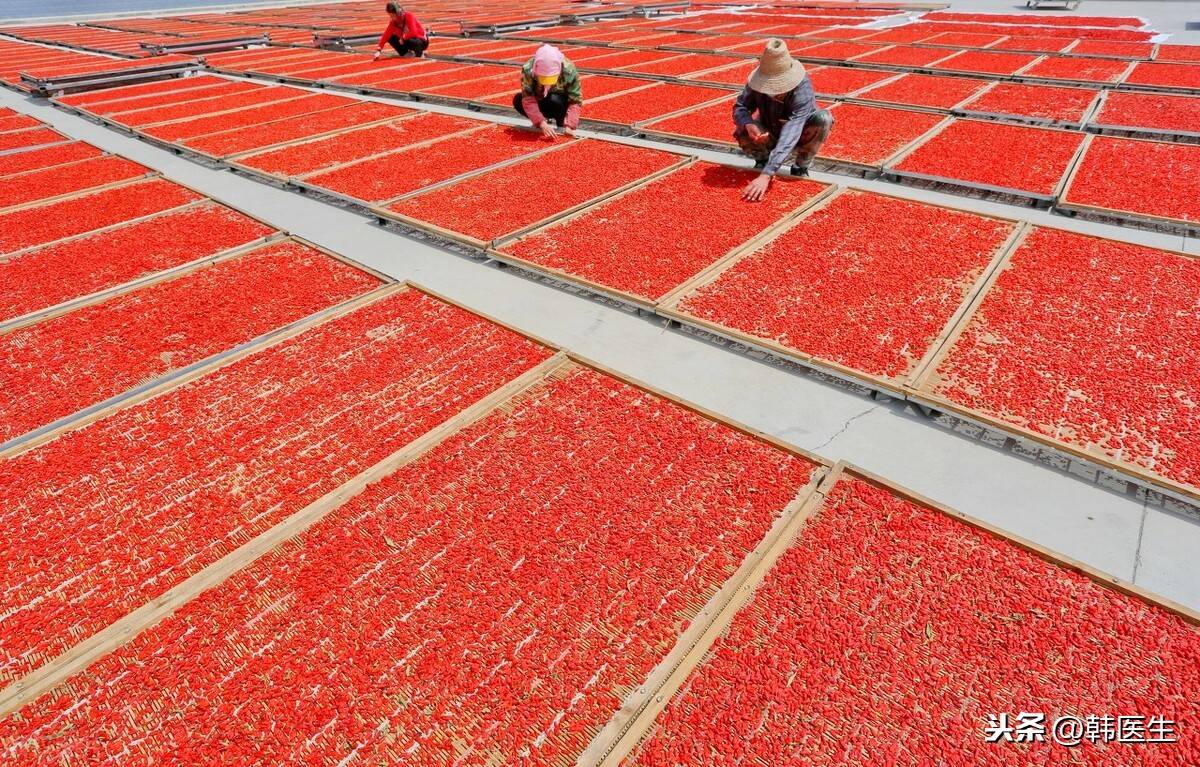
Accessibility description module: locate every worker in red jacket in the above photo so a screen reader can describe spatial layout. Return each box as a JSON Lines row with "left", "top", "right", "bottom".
{"left": 373, "top": 2, "right": 428, "bottom": 59}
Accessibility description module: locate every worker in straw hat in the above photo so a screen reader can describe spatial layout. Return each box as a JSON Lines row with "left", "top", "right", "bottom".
{"left": 734, "top": 38, "right": 833, "bottom": 201}
{"left": 513, "top": 43, "right": 582, "bottom": 140}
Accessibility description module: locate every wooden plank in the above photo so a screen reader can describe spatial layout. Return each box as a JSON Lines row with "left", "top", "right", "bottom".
{"left": 657, "top": 188, "right": 1021, "bottom": 394}
{"left": 0, "top": 195, "right": 206, "bottom": 262}
{"left": 903, "top": 225, "right": 1200, "bottom": 505}
{"left": 843, "top": 463, "right": 1200, "bottom": 625}
{"left": 583, "top": 463, "right": 844, "bottom": 767}
{"left": 656, "top": 183, "right": 843, "bottom": 308}
{"left": 0, "top": 282, "right": 405, "bottom": 461}
{"left": 220, "top": 108, "right": 425, "bottom": 161}
{"left": 371, "top": 152, "right": 694, "bottom": 251}
{"left": 905, "top": 222, "right": 1030, "bottom": 387}
{"left": 0, "top": 348, "right": 574, "bottom": 717}
{"left": 1056, "top": 132, "right": 1200, "bottom": 233}
{"left": 289, "top": 122, "right": 493, "bottom": 181}
{"left": 375, "top": 130, "right": 573, "bottom": 206}
{"left": 0, "top": 230, "right": 287, "bottom": 334}
{"left": 1051, "top": 123, "right": 1091, "bottom": 201}
{"left": 566, "top": 349, "right": 832, "bottom": 467}
{"left": 1054, "top": 130, "right": 1093, "bottom": 209}
{"left": 590, "top": 457, "right": 1198, "bottom": 765}
{"left": 0, "top": 170, "right": 157, "bottom": 215}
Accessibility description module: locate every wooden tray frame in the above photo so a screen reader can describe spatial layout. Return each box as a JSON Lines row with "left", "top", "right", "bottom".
{"left": 191, "top": 107, "right": 422, "bottom": 162}
{"left": 61, "top": 75, "right": 275, "bottom": 120}
{"left": 222, "top": 112, "right": 439, "bottom": 179}
{"left": 814, "top": 102, "right": 953, "bottom": 173}
{"left": 0, "top": 169, "right": 157, "bottom": 216}
{"left": 658, "top": 189, "right": 1026, "bottom": 396}
{"left": 239, "top": 119, "right": 492, "bottom": 187}
{"left": 582, "top": 82, "right": 733, "bottom": 131}
{"left": 1085, "top": 90, "right": 1200, "bottom": 144}
{"left": 126, "top": 91, "right": 355, "bottom": 152}
{"left": 0, "top": 147, "right": 119, "bottom": 180}
{"left": 0, "top": 224, "right": 286, "bottom": 336}
{"left": 0, "top": 179, "right": 206, "bottom": 262}
{"left": 0, "top": 278, "right": 403, "bottom": 465}
{"left": 630, "top": 92, "right": 738, "bottom": 148}
{"left": 1056, "top": 132, "right": 1200, "bottom": 236}
{"left": 809, "top": 68, "right": 907, "bottom": 101}
{"left": 0, "top": 234, "right": 371, "bottom": 452}
{"left": 46, "top": 73, "right": 237, "bottom": 116}
{"left": 950, "top": 79, "right": 1104, "bottom": 130}
{"left": 287, "top": 124, "right": 568, "bottom": 210}
{"left": 0, "top": 298, "right": 562, "bottom": 717}
{"left": 110, "top": 88, "right": 318, "bottom": 132}
{"left": 489, "top": 167, "right": 837, "bottom": 311}
{"left": 883, "top": 117, "right": 1089, "bottom": 208}
{"left": 1012, "top": 58, "right": 1136, "bottom": 90}
{"left": 906, "top": 225, "right": 1200, "bottom": 505}
{"left": 583, "top": 459, "right": 1200, "bottom": 766}
{"left": 926, "top": 51, "right": 1047, "bottom": 80}
{"left": 371, "top": 146, "right": 692, "bottom": 251}
{"left": 0, "top": 133, "right": 74, "bottom": 158}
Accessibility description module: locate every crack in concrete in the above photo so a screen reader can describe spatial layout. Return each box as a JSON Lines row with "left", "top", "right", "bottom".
{"left": 812, "top": 404, "right": 881, "bottom": 453}
{"left": 1130, "top": 495, "right": 1151, "bottom": 583}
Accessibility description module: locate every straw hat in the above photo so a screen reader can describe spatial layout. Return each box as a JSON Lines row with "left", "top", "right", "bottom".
{"left": 748, "top": 38, "right": 806, "bottom": 95}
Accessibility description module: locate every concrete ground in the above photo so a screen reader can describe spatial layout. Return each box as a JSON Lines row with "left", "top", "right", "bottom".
{"left": 1, "top": 0, "right": 1198, "bottom": 612}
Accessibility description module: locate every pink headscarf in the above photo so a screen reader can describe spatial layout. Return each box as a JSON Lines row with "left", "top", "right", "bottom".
{"left": 532, "top": 43, "right": 564, "bottom": 77}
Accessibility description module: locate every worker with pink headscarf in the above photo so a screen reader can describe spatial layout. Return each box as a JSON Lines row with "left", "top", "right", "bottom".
{"left": 512, "top": 44, "right": 582, "bottom": 140}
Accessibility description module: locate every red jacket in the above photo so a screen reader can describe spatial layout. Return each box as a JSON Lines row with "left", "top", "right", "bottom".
{"left": 378, "top": 11, "right": 425, "bottom": 47}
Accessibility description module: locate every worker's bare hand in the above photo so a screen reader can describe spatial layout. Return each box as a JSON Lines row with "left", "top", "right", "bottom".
{"left": 742, "top": 173, "right": 770, "bottom": 202}
{"left": 539, "top": 121, "right": 557, "bottom": 140}
{"left": 745, "top": 124, "right": 770, "bottom": 146}
{"left": 373, "top": 50, "right": 382, "bottom": 60}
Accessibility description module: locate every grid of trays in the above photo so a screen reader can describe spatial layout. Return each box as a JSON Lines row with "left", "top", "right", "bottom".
{"left": 1, "top": 4, "right": 1198, "bottom": 763}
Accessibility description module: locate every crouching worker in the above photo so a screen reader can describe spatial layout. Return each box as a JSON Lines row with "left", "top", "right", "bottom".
{"left": 373, "top": 2, "right": 428, "bottom": 59}
{"left": 513, "top": 44, "right": 582, "bottom": 140}
{"left": 734, "top": 38, "right": 833, "bottom": 201}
